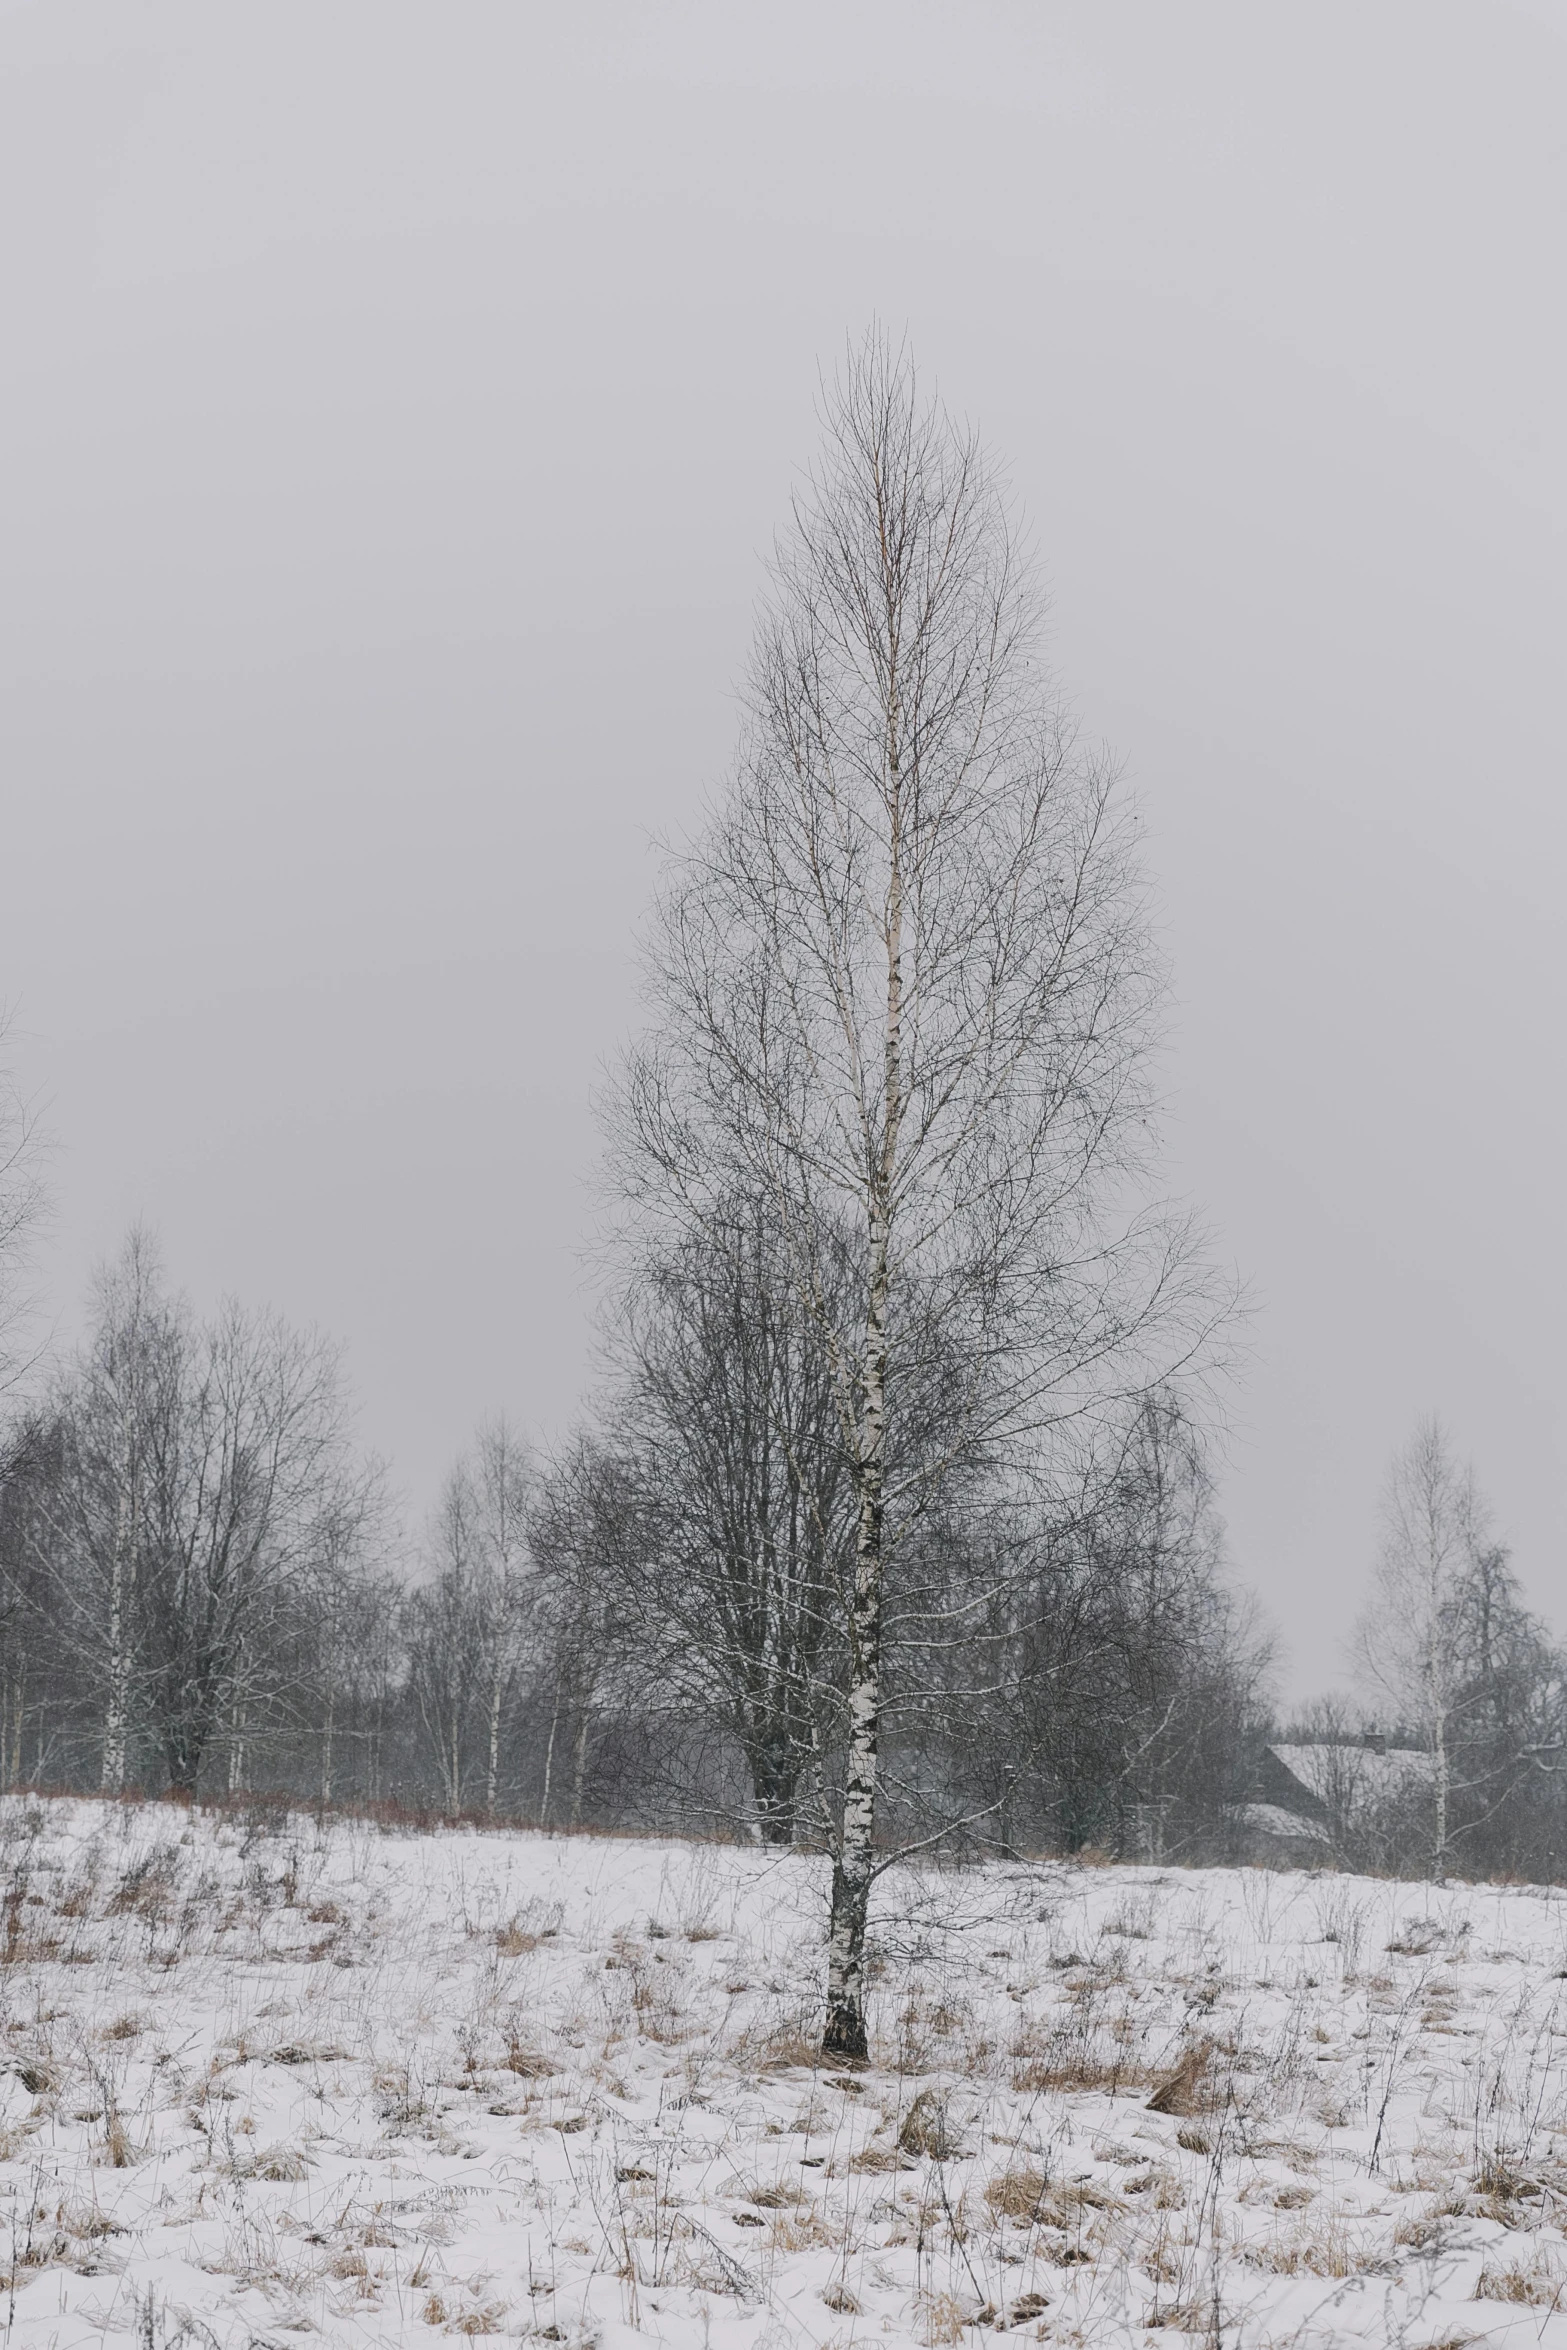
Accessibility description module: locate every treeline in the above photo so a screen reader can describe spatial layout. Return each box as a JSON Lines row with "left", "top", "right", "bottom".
{"left": 0, "top": 1225, "right": 1267, "bottom": 1860}
{"left": 6, "top": 1233, "right": 1564, "bottom": 1885}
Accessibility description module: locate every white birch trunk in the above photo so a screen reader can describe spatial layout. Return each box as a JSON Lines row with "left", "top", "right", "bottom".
{"left": 101, "top": 1473, "right": 132, "bottom": 1793}
{"left": 540, "top": 1674, "right": 561, "bottom": 1828}
{"left": 485, "top": 1667, "right": 503, "bottom": 1816}
{"left": 1432, "top": 1681, "right": 1449, "bottom": 1881}
{"left": 101, "top": 1579, "right": 128, "bottom": 1794}
{"left": 570, "top": 1708, "right": 590, "bottom": 1828}
{"left": 824, "top": 770, "right": 903, "bottom": 2060}
{"left": 320, "top": 1681, "right": 335, "bottom": 1805}
{"left": 822, "top": 1446, "right": 885, "bottom": 2057}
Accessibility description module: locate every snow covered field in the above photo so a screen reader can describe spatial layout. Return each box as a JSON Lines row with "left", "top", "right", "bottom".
{"left": 5, "top": 1799, "right": 1567, "bottom": 2347}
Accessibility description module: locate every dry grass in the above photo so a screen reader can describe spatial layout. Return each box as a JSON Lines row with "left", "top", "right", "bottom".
{"left": 1240, "top": 2209, "right": 1383, "bottom": 2279}
{"left": 1145, "top": 2040, "right": 1213, "bottom": 2116}
{"left": 1475, "top": 2251, "right": 1567, "bottom": 2307}
{"left": 768, "top": 2207, "right": 834, "bottom": 2252}
{"left": 918, "top": 2289, "right": 972, "bottom": 2345}
{"left": 898, "top": 2086, "right": 959, "bottom": 2157}
{"left": 233, "top": 2143, "right": 311, "bottom": 2183}
{"left": 986, "top": 2163, "right": 1050, "bottom": 2221}
{"left": 504, "top": 2042, "right": 556, "bottom": 2078}
{"left": 1012, "top": 2053, "right": 1153, "bottom": 2095}
{"left": 445, "top": 2299, "right": 510, "bottom": 2334}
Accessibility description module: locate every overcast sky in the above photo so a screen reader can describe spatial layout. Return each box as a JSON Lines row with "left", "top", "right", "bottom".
{"left": 2, "top": 0, "right": 1563, "bottom": 1694}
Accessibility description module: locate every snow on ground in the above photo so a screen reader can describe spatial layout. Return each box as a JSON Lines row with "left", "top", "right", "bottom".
{"left": 5, "top": 1800, "right": 1567, "bottom": 2347}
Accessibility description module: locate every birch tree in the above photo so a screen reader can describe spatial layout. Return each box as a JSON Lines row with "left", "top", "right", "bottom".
{"left": 404, "top": 1425, "right": 537, "bottom": 1815}
{"left": 613, "top": 331, "right": 1212, "bottom": 2057}
{"left": 134, "top": 1299, "right": 352, "bottom": 1797}
{"left": 1354, "top": 1415, "right": 1483, "bottom": 1877}
{"left": 47, "top": 1230, "right": 183, "bottom": 1791}
{"left": 41, "top": 1239, "right": 366, "bottom": 1799}
{"left": 299, "top": 1472, "right": 395, "bottom": 1803}
{"left": 470, "top": 1420, "right": 536, "bottom": 1816}
{"left": 405, "top": 1471, "right": 487, "bottom": 1811}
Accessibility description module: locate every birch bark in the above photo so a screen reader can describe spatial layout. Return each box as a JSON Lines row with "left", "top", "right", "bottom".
{"left": 100, "top": 1492, "right": 130, "bottom": 1794}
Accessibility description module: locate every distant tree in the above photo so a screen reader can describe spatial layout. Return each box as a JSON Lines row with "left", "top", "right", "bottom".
{"left": 970, "top": 1390, "right": 1266, "bottom": 1859}
{"left": 295, "top": 1470, "right": 397, "bottom": 1803}
{"left": 403, "top": 1422, "right": 540, "bottom": 1816}
{"left": 0, "top": 1019, "right": 46, "bottom": 1402}
{"left": 43, "top": 1234, "right": 357, "bottom": 1797}
{"left": 404, "top": 1470, "right": 488, "bottom": 1811}
{"left": 48, "top": 1229, "right": 180, "bottom": 1790}
{"left": 1440, "top": 1535, "right": 1567, "bottom": 1875}
{"left": 598, "top": 1203, "right": 853, "bottom": 1843}
{"left": 0, "top": 1025, "right": 50, "bottom": 1781}
{"left": 133, "top": 1299, "right": 353, "bottom": 1798}
{"left": 530, "top": 1436, "right": 639, "bottom": 1829}
{"left": 468, "top": 1420, "right": 537, "bottom": 1816}
{"left": 611, "top": 331, "right": 1219, "bottom": 2054}
{"left": 0, "top": 1412, "right": 64, "bottom": 1787}
{"left": 1354, "top": 1416, "right": 1487, "bottom": 1877}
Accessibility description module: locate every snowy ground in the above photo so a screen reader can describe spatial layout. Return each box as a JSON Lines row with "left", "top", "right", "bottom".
{"left": 6, "top": 1801, "right": 1567, "bottom": 2347}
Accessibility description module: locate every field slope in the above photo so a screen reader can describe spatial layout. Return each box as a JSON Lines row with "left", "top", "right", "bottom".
{"left": 4, "top": 1797, "right": 1567, "bottom": 2346}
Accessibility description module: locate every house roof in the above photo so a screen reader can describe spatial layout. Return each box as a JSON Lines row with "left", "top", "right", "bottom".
{"left": 1268, "top": 1742, "right": 1434, "bottom": 1815}
{"left": 1239, "top": 1800, "right": 1333, "bottom": 1846}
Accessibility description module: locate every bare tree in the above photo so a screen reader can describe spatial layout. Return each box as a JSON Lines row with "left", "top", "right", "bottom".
{"left": 132, "top": 1297, "right": 353, "bottom": 1798}
{"left": 0, "top": 1412, "right": 63, "bottom": 1786}
{"left": 935, "top": 1388, "right": 1265, "bottom": 1863}
{"left": 403, "top": 1424, "right": 538, "bottom": 1815}
{"left": 530, "top": 1437, "right": 637, "bottom": 1828}
{"left": 469, "top": 1420, "right": 537, "bottom": 1816}
{"left": 612, "top": 331, "right": 1216, "bottom": 2056}
{"left": 297, "top": 1469, "right": 396, "bottom": 1803}
{"left": 405, "top": 1470, "right": 487, "bottom": 1811}
{"left": 599, "top": 1201, "right": 854, "bottom": 1843}
{"left": 49, "top": 1229, "right": 179, "bottom": 1791}
{"left": 1354, "top": 1415, "right": 1484, "bottom": 1876}
{"left": 0, "top": 1022, "right": 49, "bottom": 1781}
{"left": 0, "top": 1020, "right": 47, "bottom": 1403}
{"left": 38, "top": 1240, "right": 358, "bottom": 1798}
{"left": 1441, "top": 1537, "right": 1567, "bottom": 1868}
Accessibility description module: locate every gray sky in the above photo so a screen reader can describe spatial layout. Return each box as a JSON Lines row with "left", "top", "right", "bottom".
{"left": 3, "top": 0, "right": 1564, "bottom": 1695}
